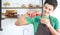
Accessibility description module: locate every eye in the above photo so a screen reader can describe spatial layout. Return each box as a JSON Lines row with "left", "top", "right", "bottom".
{"left": 45, "top": 6, "right": 47, "bottom": 9}
{"left": 49, "top": 9, "right": 51, "bottom": 11}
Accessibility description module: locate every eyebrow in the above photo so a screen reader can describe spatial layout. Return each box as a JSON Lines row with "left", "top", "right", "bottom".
{"left": 45, "top": 5, "right": 52, "bottom": 10}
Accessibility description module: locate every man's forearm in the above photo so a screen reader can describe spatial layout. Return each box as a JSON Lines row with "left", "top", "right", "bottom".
{"left": 48, "top": 26, "right": 60, "bottom": 35}
{"left": 15, "top": 13, "right": 28, "bottom": 26}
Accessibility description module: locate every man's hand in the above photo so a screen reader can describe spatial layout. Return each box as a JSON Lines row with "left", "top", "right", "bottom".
{"left": 40, "top": 18, "right": 52, "bottom": 27}
{"left": 27, "top": 10, "right": 40, "bottom": 18}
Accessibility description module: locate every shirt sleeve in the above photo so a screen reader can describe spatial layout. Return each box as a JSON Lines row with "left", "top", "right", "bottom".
{"left": 26, "top": 16, "right": 40, "bottom": 24}
{"left": 26, "top": 17, "right": 33, "bottom": 24}
{"left": 54, "top": 18, "right": 60, "bottom": 30}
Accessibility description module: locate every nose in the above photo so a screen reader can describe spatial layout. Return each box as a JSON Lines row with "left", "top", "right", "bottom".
{"left": 45, "top": 9, "right": 49, "bottom": 13}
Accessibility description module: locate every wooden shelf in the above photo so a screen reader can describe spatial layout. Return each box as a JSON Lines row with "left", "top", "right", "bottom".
{"left": 2, "top": 7, "right": 42, "bottom": 9}
{"left": 1, "top": 13, "right": 18, "bottom": 20}
{"left": 1, "top": 17, "right": 18, "bottom": 20}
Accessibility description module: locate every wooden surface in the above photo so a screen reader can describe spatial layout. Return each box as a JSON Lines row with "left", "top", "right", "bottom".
{"left": 2, "top": 7, "right": 42, "bottom": 9}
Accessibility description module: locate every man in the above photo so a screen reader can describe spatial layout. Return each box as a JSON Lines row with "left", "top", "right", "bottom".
{"left": 15, "top": 0, "right": 60, "bottom": 35}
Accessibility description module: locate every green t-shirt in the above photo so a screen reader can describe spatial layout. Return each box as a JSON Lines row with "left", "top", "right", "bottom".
{"left": 26, "top": 16, "right": 60, "bottom": 35}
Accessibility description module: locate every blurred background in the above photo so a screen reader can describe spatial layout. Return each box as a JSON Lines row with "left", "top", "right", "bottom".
{"left": 1, "top": 0, "right": 42, "bottom": 35}
{"left": 1, "top": 0, "right": 60, "bottom": 35}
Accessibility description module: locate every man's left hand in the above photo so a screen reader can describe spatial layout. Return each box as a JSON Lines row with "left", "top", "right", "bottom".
{"left": 40, "top": 18, "right": 52, "bottom": 27}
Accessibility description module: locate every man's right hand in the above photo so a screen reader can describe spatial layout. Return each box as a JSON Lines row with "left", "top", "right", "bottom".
{"left": 27, "top": 10, "right": 40, "bottom": 18}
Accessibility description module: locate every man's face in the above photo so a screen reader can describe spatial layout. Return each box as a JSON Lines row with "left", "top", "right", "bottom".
{"left": 43, "top": 3, "right": 54, "bottom": 16}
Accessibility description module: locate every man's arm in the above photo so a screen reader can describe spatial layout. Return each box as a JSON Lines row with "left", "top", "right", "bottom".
{"left": 40, "top": 18, "right": 60, "bottom": 35}
{"left": 15, "top": 12, "right": 28, "bottom": 26}
{"left": 48, "top": 26, "right": 60, "bottom": 35}
{"left": 15, "top": 11, "right": 39, "bottom": 26}
{"left": 48, "top": 18, "right": 60, "bottom": 35}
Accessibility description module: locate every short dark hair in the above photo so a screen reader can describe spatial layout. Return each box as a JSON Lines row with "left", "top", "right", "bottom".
{"left": 44, "top": 0, "right": 58, "bottom": 10}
